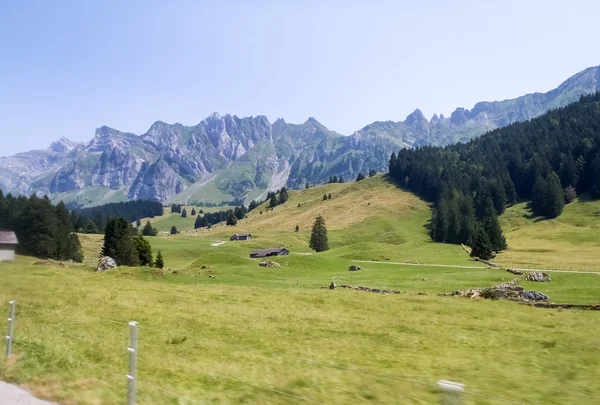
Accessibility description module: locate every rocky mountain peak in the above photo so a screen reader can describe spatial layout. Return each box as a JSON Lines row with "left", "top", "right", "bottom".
{"left": 49, "top": 137, "right": 81, "bottom": 154}
{"left": 406, "top": 108, "right": 427, "bottom": 123}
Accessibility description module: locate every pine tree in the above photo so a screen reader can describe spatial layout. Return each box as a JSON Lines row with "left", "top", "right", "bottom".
{"left": 134, "top": 235, "right": 153, "bottom": 266}
{"left": 470, "top": 228, "right": 494, "bottom": 260}
{"left": 446, "top": 197, "right": 461, "bottom": 244}
{"left": 338, "top": 176, "right": 344, "bottom": 183}
{"left": 481, "top": 198, "right": 507, "bottom": 252}
{"left": 328, "top": 193, "right": 332, "bottom": 200}
{"left": 588, "top": 154, "right": 600, "bottom": 198}
{"left": 65, "top": 233, "right": 84, "bottom": 263}
{"left": 332, "top": 175, "right": 338, "bottom": 183}
{"left": 431, "top": 198, "right": 449, "bottom": 242}
{"left": 194, "top": 215, "right": 203, "bottom": 229}
{"left": 191, "top": 208, "right": 196, "bottom": 216}
{"left": 356, "top": 172, "right": 365, "bottom": 182}
{"left": 323, "top": 194, "right": 328, "bottom": 201}
{"left": 170, "top": 226, "right": 178, "bottom": 235}
{"left": 155, "top": 250, "right": 164, "bottom": 269}
{"left": 279, "top": 187, "right": 289, "bottom": 205}
{"left": 248, "top": 200, "right": 258, "bottom": 211}
{"left": 305, "top": 182, "right": 310, "bottom": 189}
{"left": 181, "top": 208, "right": 187, "bottom": 218}
{"left": 142, "top": 221, "right": 157, "bottom": 236}
{"left": 269, "top": 194, "right": 277, "bottom": 208}
{"left": 531, "top": 176, "right": 548, "bottom": 217}
{"left": 369, "top": 169, "right": 377, "bottom": 177}
{"left": 295, "top": 225, "right": 299, "bottom": 232}
{"left": 101, "top": 217, "right": 139, "bottom": 266}
{"left": 309, "top": 215, "right": 329, "bottom": 252}
{"left": 545, "top": 172, "right": 565, "bottom": 218}
{"left": 226, "top": 212, "right": 238, "bottom": 226}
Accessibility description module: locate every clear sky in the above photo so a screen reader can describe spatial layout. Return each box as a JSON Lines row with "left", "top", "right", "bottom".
{"left": 1, "top": 0, "right": 599, "bottom": 156}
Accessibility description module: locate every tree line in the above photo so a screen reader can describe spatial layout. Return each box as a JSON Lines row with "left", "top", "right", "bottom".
{"left": 74, "top": 200, "right": 164, "bottom": 234}
{"left": 389, "top": 92, "right": 600, "bottom": 258}
{"left": 0, "top": 192, "right": 83, "bottom": 262}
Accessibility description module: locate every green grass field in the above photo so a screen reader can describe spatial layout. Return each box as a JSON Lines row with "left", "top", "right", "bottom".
{"left": 1, "top": 175, "right": 600, "bottom": 405}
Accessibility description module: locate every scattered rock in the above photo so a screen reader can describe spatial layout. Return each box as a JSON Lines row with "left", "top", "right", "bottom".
{"left": 506, "top": 268, "right": 523, "bottom": 275}
{"left": 422, "top": 277, "right": 428, "bottom": 281}
{"left": 349, "top": 265, "right": 362, "bottom": 271}
{"left": 209, "top": 275, "right": 216, "bottom": 279}
{"left": 259, "top": 260, "right": 281, "bottom": 268}
{"left": 201, "top": 265, "right": 207, "bottom": 269}
{"left": 329, "top": 282, "right": 336, "bottom": 290}
{"left": 96, "top": 256, "right": 117, "bottom": 272}
{"left": 525, "top": 272, "right": 551, "bottom": 282}
{"left": 443, "top": 277, "right": 549, "bottom": 302}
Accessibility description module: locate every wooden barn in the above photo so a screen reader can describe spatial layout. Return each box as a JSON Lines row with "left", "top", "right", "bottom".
{"left": 0, "top": 231, "right": 18, "bottom": 262}
{"left": 230, "top": 233, "right": 252, "bottom": 241}
{"left": 250, "top": 247, "right": 289, "bottom": 258}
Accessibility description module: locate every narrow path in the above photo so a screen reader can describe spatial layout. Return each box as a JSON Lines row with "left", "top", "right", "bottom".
{"left": 350, "top": 260, "right": 600, "bottom": 275}
{"left": 0, "top": 381, "right": 56, "bottom": 405}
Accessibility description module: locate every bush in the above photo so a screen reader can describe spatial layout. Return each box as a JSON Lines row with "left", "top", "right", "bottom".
{"left": 564, "top": 185, "right": 577, "bottom": 204}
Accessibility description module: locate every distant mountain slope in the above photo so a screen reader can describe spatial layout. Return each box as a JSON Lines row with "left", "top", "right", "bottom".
{"left": 0, "top": 65, "right": 598, "bottom": 206}
{"left": 357, "top": 65, "right": 600, "bottom": 147}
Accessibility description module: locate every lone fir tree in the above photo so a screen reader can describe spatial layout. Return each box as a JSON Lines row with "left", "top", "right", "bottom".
{"left": 309, "top": 215, "right": 329, "bottom": 252}
{"left": 155, "top": 250, "right": 164, "bottom": 269}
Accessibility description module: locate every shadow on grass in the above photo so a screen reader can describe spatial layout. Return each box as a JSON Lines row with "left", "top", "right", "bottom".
{"left": 522, "top": 202, "right": 548, "bottom": 223}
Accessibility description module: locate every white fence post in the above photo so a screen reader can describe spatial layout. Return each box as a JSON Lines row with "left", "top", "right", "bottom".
{"left": 438, "top": 380, "right": 464, "bottom": 405}
{"left": 127, "top": 321, "right": 138, "bottom": 405}
{"left": 5, "top": 301, "right": 15, "bottom": 359}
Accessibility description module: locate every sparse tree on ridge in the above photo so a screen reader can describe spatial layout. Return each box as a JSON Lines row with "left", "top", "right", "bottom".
{"left": 142, "top": 221, "right": 157, "bottom": 237}
{"left": 323, "top": 194, "right": 328, "bottom": 201}
{"left": 295, "top": 225, "right": 300, "bottom": 232}
{"left": 356, "top": 172, "right": 366, "bottom": 182}
{"left": 226, "top": 212, "right": 238, "bottom": 226}
{"left": 309, "top": 215, "right": 329, "bottom": 253}
{"left": 195, "top": 215, "right": 203, "bottom": 229}
{"left": 181, "top": 208, "right": 188, "bottom": 218}
{"left": 328, "top": 193, "right": 332, "bottom": 200}
{"left": 170, "top": 226, "right": 178, "bottom": 235}
{"left": 191, "top": 208, "right": 196, "bottom": 216}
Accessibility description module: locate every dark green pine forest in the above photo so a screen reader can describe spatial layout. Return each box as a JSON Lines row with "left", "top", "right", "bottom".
{"left": 389, "top": 92, "right": 600, "bottom": 255}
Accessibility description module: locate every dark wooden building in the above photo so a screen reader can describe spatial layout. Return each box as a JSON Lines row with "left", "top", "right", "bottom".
{"left": 250, "top": 247, "right": 289, "bottom": 258}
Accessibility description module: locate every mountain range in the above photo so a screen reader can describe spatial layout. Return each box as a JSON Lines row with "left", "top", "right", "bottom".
{"left": 1, "top": 65, "right": 599, "bottom": 207}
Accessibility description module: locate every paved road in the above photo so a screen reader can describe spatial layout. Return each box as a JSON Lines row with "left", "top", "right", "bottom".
{"left": 350, "top": 260, "right": 600, "bottom": 275}
{"left": 0, "top": 382, "right": 57, "bottom": 405}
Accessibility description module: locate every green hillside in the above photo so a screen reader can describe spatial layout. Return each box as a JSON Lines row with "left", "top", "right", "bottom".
{"left": 2, "top": 175, "right": 600, "bottom": 404}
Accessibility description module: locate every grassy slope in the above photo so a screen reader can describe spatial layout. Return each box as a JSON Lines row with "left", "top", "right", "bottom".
{"left": 2, "top": 175, "right": 600, "bottom": 405}
{"left": 498, "top": 196, "right": 600, "bottom": 271}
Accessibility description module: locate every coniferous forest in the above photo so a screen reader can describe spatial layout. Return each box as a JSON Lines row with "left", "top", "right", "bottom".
{"left": 389, "top": 92, "right": 600, "bottom": 252}
{"left": 75, "top": 200, "right": 164, "bottom": 231}
{"left": 0, "top": 192, "right": 84, "bottom": 262}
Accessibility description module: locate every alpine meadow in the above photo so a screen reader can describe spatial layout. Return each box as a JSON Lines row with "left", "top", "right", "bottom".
{"left": 2, "top": 3, "right": 600, "bottom": 404}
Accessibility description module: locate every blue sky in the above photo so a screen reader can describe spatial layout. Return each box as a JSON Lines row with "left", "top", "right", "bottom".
{"left": 1, "top": 0, "right": 599, "bottom": 156}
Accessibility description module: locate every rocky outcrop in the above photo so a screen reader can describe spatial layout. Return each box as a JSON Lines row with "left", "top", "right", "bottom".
{"left": 349, "top": 265, "right": 362, "bottom": 271}
{"left": 259, "top": 259, "right": 281, "bottom": 268}
{"left": 525, "top": 272, "right": 551, "bottom": 282}
{"left": 96, "top": 256, "right": 117, "bottom": 272}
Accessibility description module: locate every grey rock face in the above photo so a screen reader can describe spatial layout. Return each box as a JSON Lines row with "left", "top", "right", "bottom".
{"left": 1, "top": 65, "right": 599, "bottom": 205}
